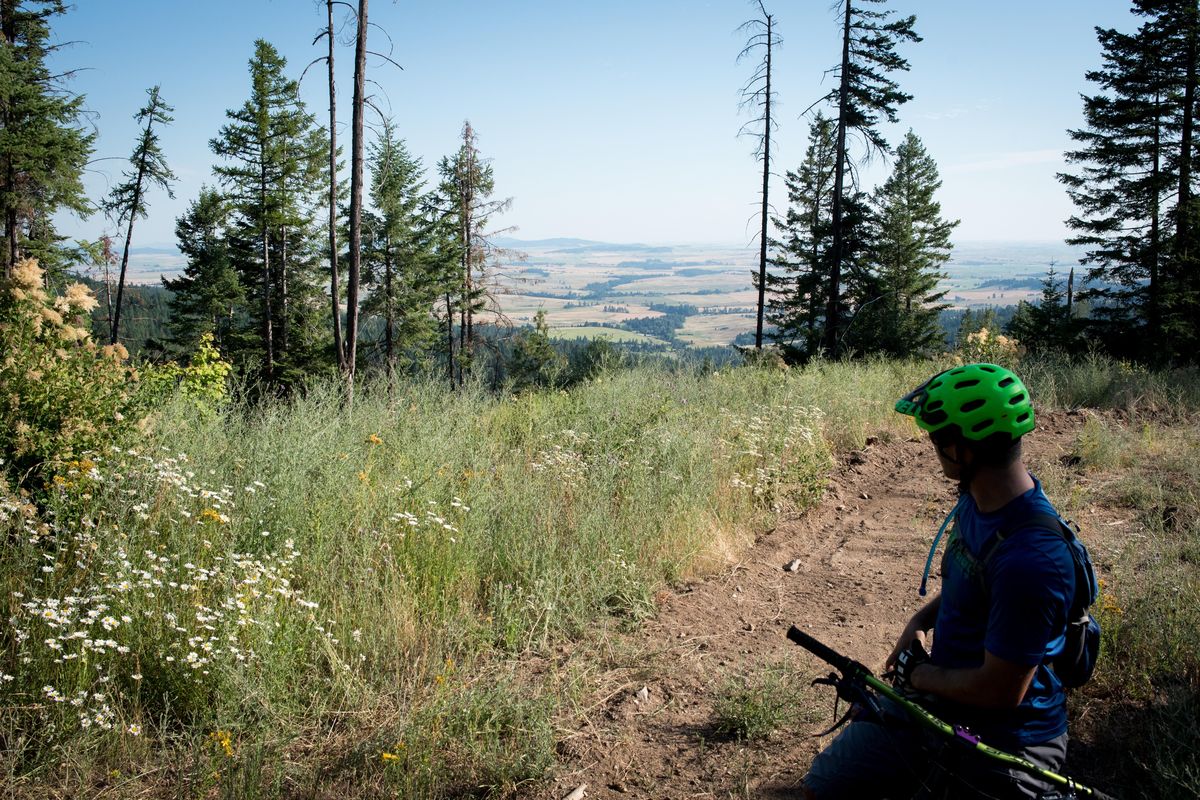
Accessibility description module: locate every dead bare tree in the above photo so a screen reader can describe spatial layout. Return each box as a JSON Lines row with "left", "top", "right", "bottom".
{"left": 312, "top": 0, "right": 351, "bottom": 372}
{"left": 738, "top": 0, "right": 780, "bottom": 350}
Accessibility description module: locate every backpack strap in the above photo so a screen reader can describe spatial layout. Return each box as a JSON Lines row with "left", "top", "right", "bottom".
{"left": 977, "top": 512, "right": 1071, "bottom": 565}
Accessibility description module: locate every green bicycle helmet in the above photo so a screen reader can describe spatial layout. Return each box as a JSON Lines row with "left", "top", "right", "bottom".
{"left": 895, "top": 363, "right": 1035, "bottom": 442}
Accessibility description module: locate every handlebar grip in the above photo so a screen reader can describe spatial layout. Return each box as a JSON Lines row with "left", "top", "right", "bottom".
{"left": 787, "top": 625, "right": 852, "bottom": 672}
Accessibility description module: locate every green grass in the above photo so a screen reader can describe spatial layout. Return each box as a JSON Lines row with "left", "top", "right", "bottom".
{"left": 3, "top": 353, "right": 1198, "bottom": 797}
{"left": 712, "top": 661, "right": 815, "bottom": 741}
{"left": 1049, "top": 418, "right": 1200, "bottom": 799}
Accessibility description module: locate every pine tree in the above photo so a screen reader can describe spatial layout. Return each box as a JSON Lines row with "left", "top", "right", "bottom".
{"left": 848, "top": 130, "right": 955, "bottom": 356}
{"left": 508, "top": 310, "right": 565, "bottom": 391}
{"left": 163, "top": 188, "right": 243, "bottom": 354}
{"left": 362, "top": 119, "right": 441, "bottom": 380}
{"left": 1138, "top": 0, "right": 1200, "bottom": 358}
{"left": 1006, "top": 267, "right": 1077, "bottom": 353}
{"left": 766, "top": 113, "right": 837, "bottom": 360}
{"left": 434, "top": 121, "right": 511, "bottom": 388}
{"left": 104, "top": 86, "right": 176, "bottom": 344}
{"left": 0, "top": 0, "right": 93, "bottom": 280}
{"left": 210, "top": 40, "right": 329, "bottom": 384}
{"left": 822, "top": 0, "right": 920, "bottom": 354}
{"left": 1060, "top": 19, "right": 1174, "bottom": 359}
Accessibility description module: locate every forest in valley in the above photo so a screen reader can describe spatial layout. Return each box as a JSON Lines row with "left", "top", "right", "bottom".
{"left": 2, "top": 1, "right": 1199, "bottom": 798}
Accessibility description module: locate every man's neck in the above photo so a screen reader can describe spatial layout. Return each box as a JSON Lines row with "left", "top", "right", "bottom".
{"left": 968, "top": 461, "right": 1035, "bottom": 514}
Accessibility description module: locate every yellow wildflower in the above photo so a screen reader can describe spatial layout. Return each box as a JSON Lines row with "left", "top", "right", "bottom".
{"left": 365, "top": 433, "right": 383, "bottom": 446}
{"left": 198, "top": 508, "right": 227, "bottom": 524}
{"left": 381, "top": 752, "right": 400, "bottom": 762}
{"left": 209, "top": 730, "right": 234, "bottom": 757}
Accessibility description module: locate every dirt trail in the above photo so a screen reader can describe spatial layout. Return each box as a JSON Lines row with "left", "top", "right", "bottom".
{"left": 538, "top": 413, "right": 1100, "bottom": 800}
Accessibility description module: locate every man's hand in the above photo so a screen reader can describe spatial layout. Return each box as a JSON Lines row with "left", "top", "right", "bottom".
{"left": 883, "top": 604, "right": 936, "bottom": 671}
{"left": 891, "top": 640, "right": 930, "bottom": 692}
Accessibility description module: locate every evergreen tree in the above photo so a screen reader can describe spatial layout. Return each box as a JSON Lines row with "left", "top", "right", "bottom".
{"left": 767, "top": 113, "right": 836, "bottom": 360}
{"left": 508, "top": 310, "right": 565, "bottom": 391}
{"left": 362, "top": 119, "right": 441, "bottom": 380}
{"left": 0, "top": 0, "right": 93, "bottom": 280}
{"left": 822, "top": 0, "right": 920, "bottom": 354}
{"left": 1006, "top": 268, "right": 1078, "bottom": 353}
{"left": 434, "top": 121, "right": 511, "bottom": 388}
{"left": 163, "top": 188, "right": 243, "bottom": 354}
{"left": 210, "top": 40, "right": 329, "bottom": 384}
{"left": 104, "top": 85, "right": 176, "bottom": 344}
{"left": 1060, "top": 19, "right": 1174, "bottom": 359}
{"left": 848, "top": 130, "right": 956, "bottom": 356}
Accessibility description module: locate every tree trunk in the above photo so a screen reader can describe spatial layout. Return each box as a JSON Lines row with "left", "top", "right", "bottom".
{"left": 754, "top": 14, "right": 772, "bottom": 350}
{"left": 111, "top": 150, "right": 149, "bottom": 344}
{"left": 461, "top": 136, "right": 475, "bottom": 381}
{"left": 326, "top": 0, "right": 344, "bottom": 371}
{"left": 344, "top": 0, "right": 369, "bottom": 395}
{"left": 1149, "top": 91, "right": 1162, "bottom": 351}
{"left": 280, "top": 223, "right": 289, "bottom": 356}
{"left": 261, "top": 161, "right": 274, "bottom": 381}
{"left": 1178, "top": 18, "right": 1197, "bottom": 261}
{"left": 384, "top": 232, "right": 395, "bottom": 384}
{"left": 824, "top": 0, "right": 853, "bottom": 355}
{"left": 2, "top": 0, "right": 15, "bottom": 278}
{"left": 445, "top": 291, "right": 455, "bottom": 389}
{"left": 100, "top": 235, "right": 115, "bottom": 326}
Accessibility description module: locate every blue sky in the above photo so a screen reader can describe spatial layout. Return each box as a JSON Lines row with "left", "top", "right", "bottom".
{"left": 52, "top": 0, "right": 1136, "bottom": 248}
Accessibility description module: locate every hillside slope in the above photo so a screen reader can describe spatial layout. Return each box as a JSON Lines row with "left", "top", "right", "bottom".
{"left": 539, "top": 412, "right": 1120, "bottom": 799}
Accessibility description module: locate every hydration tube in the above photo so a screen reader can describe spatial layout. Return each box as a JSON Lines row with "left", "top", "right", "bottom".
{"left": 919, "top": 497, "right": 964, "bottom": 596}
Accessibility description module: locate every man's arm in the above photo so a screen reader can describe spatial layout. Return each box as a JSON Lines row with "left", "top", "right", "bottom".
{"left": 885, "top": 594, "right": 941, "bottom": 670}
{"left": 909, "top": 650, "right": 1037, "bottom": 709}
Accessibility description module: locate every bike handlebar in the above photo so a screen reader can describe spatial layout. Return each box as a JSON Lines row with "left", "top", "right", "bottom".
{"left": 787, "top": 625, "right": 867, "bottom": 676}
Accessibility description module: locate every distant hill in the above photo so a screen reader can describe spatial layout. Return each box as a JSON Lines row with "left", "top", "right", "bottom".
{"left": 493, "top": 236, "right": 675, "bottom": 255}
{"left": 130, "top": 245, "right": 182, "bottom": 256}
{"left": 493, "top": 237, "right": 607, "bottom": 249}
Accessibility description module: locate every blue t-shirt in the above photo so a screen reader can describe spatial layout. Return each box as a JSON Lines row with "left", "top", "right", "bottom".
{"left": 930, "top": 476, "right": 1075, "bottom": 748}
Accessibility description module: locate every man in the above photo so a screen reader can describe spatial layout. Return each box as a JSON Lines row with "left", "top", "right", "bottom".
{"left": 801, "top": 363, "right": 1078, "bottom": 799}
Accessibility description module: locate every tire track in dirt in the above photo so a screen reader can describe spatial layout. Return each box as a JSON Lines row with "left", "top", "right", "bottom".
{"left": 537, "top": 415, "right": 1088, "bottom": 800}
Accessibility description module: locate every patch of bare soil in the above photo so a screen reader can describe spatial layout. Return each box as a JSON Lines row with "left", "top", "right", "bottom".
{"left": 534, "top": 412, "right": 1121, "bottom": 800}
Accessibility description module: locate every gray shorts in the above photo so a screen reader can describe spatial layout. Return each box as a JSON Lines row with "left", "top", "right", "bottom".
{"left": 803, "top": 699, "right": 1069, "bottom": 800}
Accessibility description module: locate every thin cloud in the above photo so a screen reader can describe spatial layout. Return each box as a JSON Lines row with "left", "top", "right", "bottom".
{"left": 913, "top": 102, "right": 990, "bottom": 121}
{"left": 946, "top": 149, "right": 1065, "bottom": 173}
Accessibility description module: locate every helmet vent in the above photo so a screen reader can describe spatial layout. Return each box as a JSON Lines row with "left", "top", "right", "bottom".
{"left": 1016, "top": 412, "right": 1031, "bottom": 423}
{"left": 954, "top": 379, "right": 981, "bottom": 389}
{"left": 1008, "top": 393, "right": 1027, "bottom": 405}
{"left": 922, "top": 409, "right": 949, "bottom": 426}
{"left": 971, "top": 419, "right": 994, "bottom": 433}
{"left": 925, "top": 400, "right": 944, "bottom": 411}
{"left": 998, "top": 377, "right": 1015, "bottom": 388}
{"left": 929, "top": 380, "right": 943, "bottom": 390}
{"left": 979, "top": 365, "right": 997, "bottom": 373}
{"left": 960, "top": 398, "right": 986, "bottom": 413}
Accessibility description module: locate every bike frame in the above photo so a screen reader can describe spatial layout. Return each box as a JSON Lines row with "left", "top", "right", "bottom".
{"left": 786, "top": 625, "right": 1115, "bottom": 800}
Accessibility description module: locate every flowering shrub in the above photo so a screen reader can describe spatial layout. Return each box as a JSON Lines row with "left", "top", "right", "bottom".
{"left": 0, "top": 259, "right": 138, "bottom": 491}
{"left": 720, "top": 404, "right": 830, "bottom": 510}
{"left": 956, "top": 327, "right": 1022, "bottom": 368}
{"left": 1, "top": 445, "right": 344, "bottom": 753}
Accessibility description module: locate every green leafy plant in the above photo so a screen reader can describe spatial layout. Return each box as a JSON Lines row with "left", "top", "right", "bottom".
{"left": 712, "top": 662, "right": 802, "bottom": 740}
